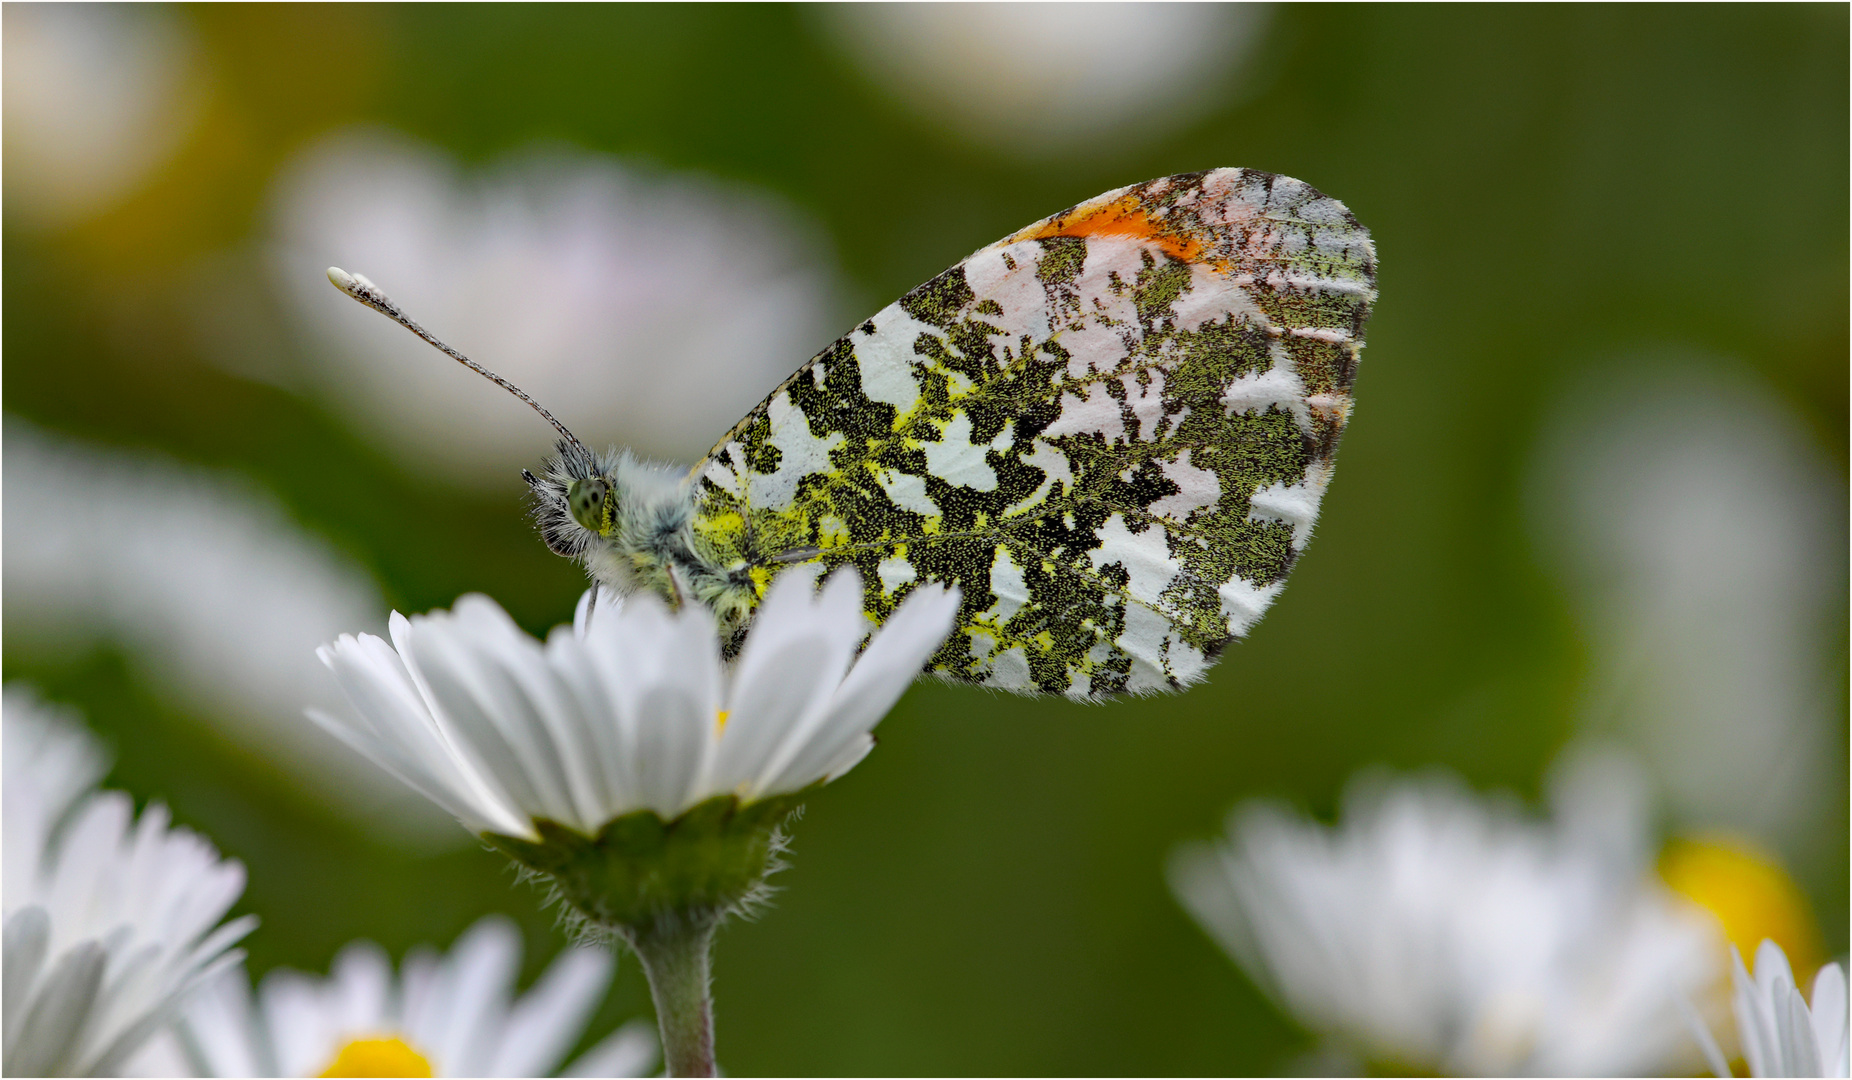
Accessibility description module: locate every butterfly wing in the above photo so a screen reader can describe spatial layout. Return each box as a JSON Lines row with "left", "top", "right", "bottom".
{"left": 690, "top": 169, "right": 1376, "bottom": 698}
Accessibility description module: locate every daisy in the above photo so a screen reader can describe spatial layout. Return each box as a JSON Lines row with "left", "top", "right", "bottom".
{"left": 1529, "top": 366, "right": 1839, "bottom": 855}
{"left": 2, "top": 3, "right": 204, "bottom": 229}
{"left": 265, "top": 129, "right": 839, "bottom": 485}
{"left": 312, "top": 568, "right": 958, "bottom": 1075}
{"left": 4, "top": 421, "right": 449, "bottom": 845}
{"left": 819, "top": 5, "right": 1270, "bottom": 158}
{"left": 130, "top": 915, "right": 656, "bottom": 1078}
{"left": 1169, "top": 755, "right": 1725, "bottom": 1076}
{"left": 3, "top": 688, "right": 255, "bottom": 1077}
{"left": 1687, "top": 939, "right": 1849, "bottom": 1079}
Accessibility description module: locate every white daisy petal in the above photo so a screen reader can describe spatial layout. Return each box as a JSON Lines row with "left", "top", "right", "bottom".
{"left": 714, "top": 632, "right": 844, "bottom": 795}
{"left": 717, "top": 571, "right": 868, "bottom": 795}
{"left": 427, "top": 607, "right": 581, "bottom": 820}
{"left": 703, "top": 577, "right": 829, "bottom": 789}
{"left": 1758, "top": 939, "right": 1799, "bottom": 997}
{"left": 563, "top": 1019, "right": 660, "bottom": 1078}
{"left": 547, "top": 628, "right": 629, "bottom": 819}
{"left": 1811, "top": 964, "right": 1850, "bottom": 1077}
{"left": 489, "top": 946, "right": 613, "bottom": 1077}
{"left": 494, "top": 638, "right": 607, "bottom": 830}
{"left": 3, "top": 907, "right": 54, "bottom": 1045}
{"left": 589, "top": 596, "right": 670, "bottom": 813}
{"left": 170, "top": 962, "right": 269, "bottom": 1076}
{"left": 463, "top": 600, "right": 610, "bottom": 826}
{"left": 304, "top": 707, "right": 497, "bottom": 833}
{"left": 1782, "top": 982, "right": 1824, "bottom": 1078}
{"left": 743, "top": 571, "right": 883, "bottom": 792}
{"left": 1738, "top": 945, "right": 1782, "bottom": 1076}
{"left": 259, "top": 969, "right": 331, "bottom": 1078}
{"left": 402, "top": 612, "right": 567, "bottom": 823}
{"left": 327, "top": 942, "right": 393, "bottom": 1044}
{"left": 817, "top": 733, "right": 877, "bottom": 783}
{"left": 764, "top": 584, "right": 960, "bottom": 793}
{"left": 589, "top": 595, "right": 689, "bottom": 814}
{"left": 397, "top": 946, "right": 445, "bottom": 1064}
{"left": 315, "top": 634, "right": 524, "bottom": 834}
{"left": 382, "top": 616, "right": 539, "bottom": 826}
{"left": 430, "top": 915, "right": 522, "bottom": 1074}
{"left": 11, "top": 941, "right": 106, "bottom": 1076}
{"left": 632, "top": 680, "right": 715, "bottom": 819}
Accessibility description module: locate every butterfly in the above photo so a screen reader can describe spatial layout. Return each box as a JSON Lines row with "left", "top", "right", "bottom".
{"left": 330, "top": 168, "right": 1376, "bottom": 699}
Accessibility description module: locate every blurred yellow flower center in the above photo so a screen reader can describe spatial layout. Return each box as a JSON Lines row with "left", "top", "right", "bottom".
{"left": 318, "top": 1036, "right": 434, "bottom": 1078}
{"left": 716, "top": 709, "right": 731, "bottom": 734}
{"left": 1660, "top": 834, "right": 1821, "bottom": 980}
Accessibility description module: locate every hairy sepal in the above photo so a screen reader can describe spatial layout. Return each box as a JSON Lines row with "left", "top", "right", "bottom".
{"left": 483, "top": 791, "right": 811, "bottom": 933}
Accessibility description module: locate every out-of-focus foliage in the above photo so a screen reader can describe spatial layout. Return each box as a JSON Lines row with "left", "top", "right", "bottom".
{"left": 4, "top": 5, "right": 1844, "bottom": 1075}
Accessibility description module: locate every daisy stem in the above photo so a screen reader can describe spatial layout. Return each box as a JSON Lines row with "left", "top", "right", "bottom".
{"left": 627, "top": 916, "right": 718, "bottom": 1078}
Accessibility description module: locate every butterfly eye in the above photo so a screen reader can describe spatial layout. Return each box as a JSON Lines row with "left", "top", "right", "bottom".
{"left": 566, "top": 477, "right": 609, "bottom": 532}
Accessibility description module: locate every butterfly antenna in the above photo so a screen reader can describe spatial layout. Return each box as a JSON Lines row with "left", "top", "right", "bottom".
{"left": 325, "top": 267, "right": 590, "bottom": 457}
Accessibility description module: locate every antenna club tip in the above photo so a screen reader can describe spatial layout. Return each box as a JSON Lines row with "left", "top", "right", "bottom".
{"left": 327, "top": 267, "right": 386, "bottom": 306}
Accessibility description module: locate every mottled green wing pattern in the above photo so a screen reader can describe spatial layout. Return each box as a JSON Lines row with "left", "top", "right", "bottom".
{"left": 690, "top": 169, "right": 1376, "bottom": 698}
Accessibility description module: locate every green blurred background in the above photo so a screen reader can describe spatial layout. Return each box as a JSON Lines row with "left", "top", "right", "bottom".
{"left": 4, "top": 4, "right": 1845, "bottom": 1074}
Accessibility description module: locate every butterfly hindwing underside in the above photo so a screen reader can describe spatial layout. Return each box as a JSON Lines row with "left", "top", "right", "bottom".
{"left": 686, "top": 168, "right": 1374, "bottom": 698}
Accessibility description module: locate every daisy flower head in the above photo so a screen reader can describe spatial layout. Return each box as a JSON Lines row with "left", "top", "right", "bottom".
{"left": 314, "top": 567, "right": 955, "bottom": 925}
{"left": 131, "top": 914, "right": 656, "bottom": 1078}
{"left": 313, "top": 568, "right": 956, "bottom": 1076}
{"left": 1169, "top": 755, "right": 1725, "bottom": 1076}
{"left": 3, "top": 688, "right": 254, "bottom": 1077}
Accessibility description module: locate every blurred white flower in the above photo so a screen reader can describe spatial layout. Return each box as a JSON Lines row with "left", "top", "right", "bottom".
{"left": 1528, "top": 362, "right": 1844, "bottom": 856}
{"left": 129, "top": 915, "right": 655, "bottom": 1078}
{"left": 1, "top": 685, "right": 110, "bottom": 895}
{"left": 818, "top": 3, "right": 1272, "bottom": 159}
{"left": 263, "top": 129, "right": 841, "bottom": 485}
{"left": 1169, "top": 754, "right": 1725, "bottom": 1076}
{"left": 1, "top": 420, "right": 456, "bottom": 844}
{"left": 1689, "top": 940, "right": 1849, "bottom": 1079}
{"left": 313, "top": 569, "right": 959, "bottom": 839}
{"left": 2, "top": 3, "right": 204, "bottom": 229}
{"left": 3, "top": 690, "right": 255, "bottom": 1078}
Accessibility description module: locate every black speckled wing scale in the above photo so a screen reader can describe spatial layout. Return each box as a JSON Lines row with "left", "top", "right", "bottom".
{"left": 687, "top": 169, "right": 1376, "bottom": 698}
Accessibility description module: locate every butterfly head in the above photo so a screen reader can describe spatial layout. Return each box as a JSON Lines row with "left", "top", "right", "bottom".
{"left": 527, "top": 439, "right": 617, "bottom": 558}
{"left": 526, "top": 440, "right": 697, "bottom": 602}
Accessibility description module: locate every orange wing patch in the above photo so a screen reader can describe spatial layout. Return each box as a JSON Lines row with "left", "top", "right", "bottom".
{"left": 1010, "top": 193, "right": 1204, "bottom": 265}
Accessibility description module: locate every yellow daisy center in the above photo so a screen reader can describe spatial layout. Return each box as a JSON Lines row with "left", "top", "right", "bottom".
{"left": 1660, "top": 834, "right": 1822, "bottom": 980}
{"left": 318, "top": 1036, "right": 435, "bottom": 1078}
{"left": 715, "top": 709, "right": 731, "bottom": 734}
